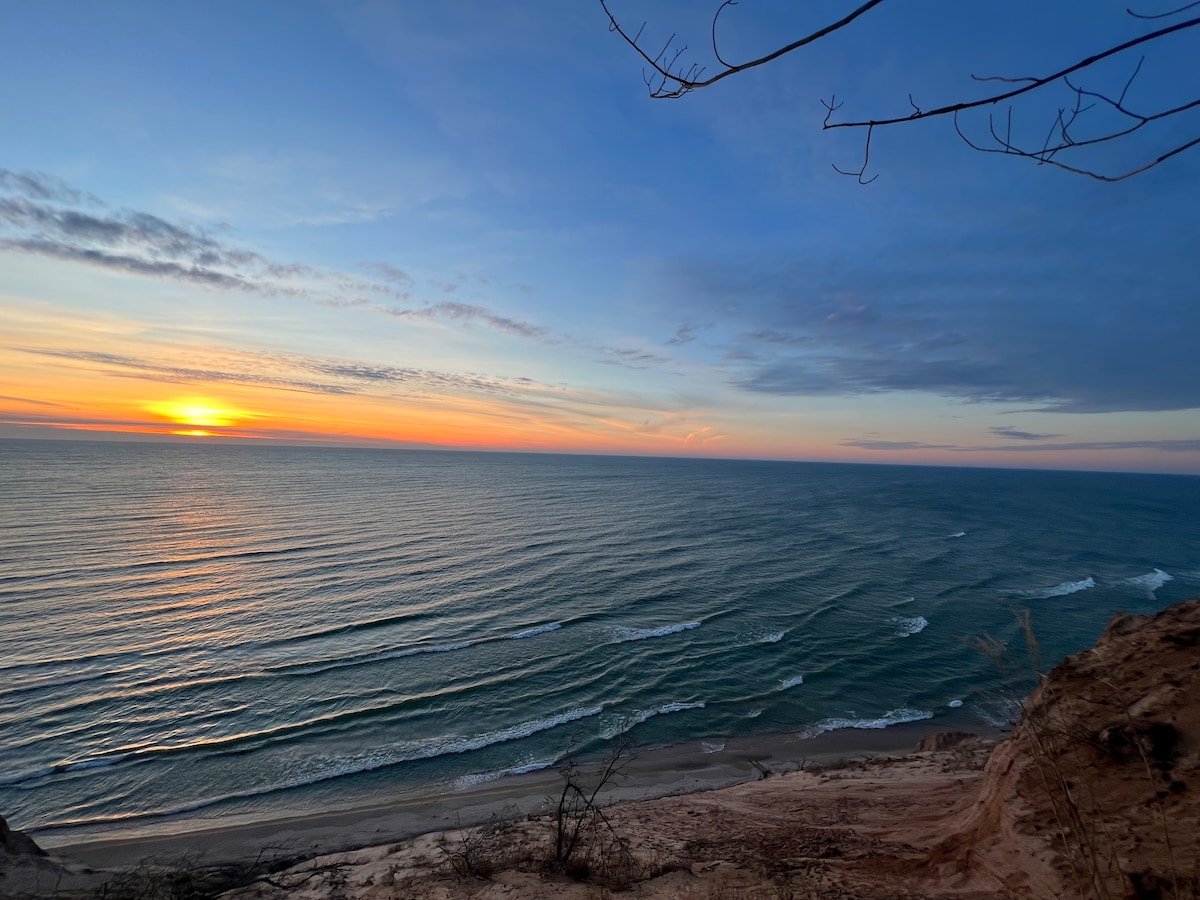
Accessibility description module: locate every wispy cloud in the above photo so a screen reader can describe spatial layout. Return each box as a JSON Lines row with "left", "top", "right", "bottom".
{"left": 0, "top": 169, "right": 557, "bottom": 344}
{"left": 666, "top": 323, "right": 698, "bottom": 345}
{"left": 842, "top": 437, "right": 1200, "bottom": 454}
{"left": 380, "top": 300, "right": 551, "bottom": 340}
{"left": 15, "top": 345, "right": 535, "bottom": 400}
{"left": 989, "top": 425, "right": 1062, "bottom": 441}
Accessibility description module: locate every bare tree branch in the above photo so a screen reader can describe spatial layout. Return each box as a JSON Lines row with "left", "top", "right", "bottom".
{"left": 601, "top": 0, "right": 888, "bottom": 99}
{"left": 603, "top": 0, "right": 1200, "bottom": 181}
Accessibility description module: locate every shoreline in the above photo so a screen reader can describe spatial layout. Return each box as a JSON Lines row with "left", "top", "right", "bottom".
{"left": 44, "top": 718, "right": 1006, "bottom": 872}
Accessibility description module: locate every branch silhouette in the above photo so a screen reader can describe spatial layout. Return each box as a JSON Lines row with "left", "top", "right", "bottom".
{"left": 603, "top": 0, "right": 1200, "bottom": 181}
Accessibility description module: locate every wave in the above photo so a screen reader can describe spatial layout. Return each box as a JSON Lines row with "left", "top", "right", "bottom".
{"left": 948, "top": 699, "right": 963, "bottom": 709}
{"left": 0, "top": 754, "right": 123, "bottom": 788}
{"left": 733, "top": 628, "right": 787, "bottom": 648}
{"left": 273, "top": 639, "right": 476, "bottom": 677}
{"left": 795, "top": 707, "right": 933, "bottom": 740}
{"left": 603, "top": 701, "right": 705, "bottom": 737}
{"left": 35, "top": 706, "right": 604, "bottom": 831}
{"left": 1124, "top": 568, "right": 1173, "bottom": 595}
{"left": 892, "top": 616, "right": 928, "bottom": 637}
{"left": 506, "top": 623, "right": 562, "bottom": 640}
{"left": 778, "top": 675, "right": 805, "bottom": 690}
{"left": 453, "top": 759, "right": 557, "bottom": 790}
{"left": 701, "top": 741, "right": 725, "bottom": 754}
{"left": 947, "top": 531, "right": 966, "bottom": 538}
{"left": 285, "top": 704, "right": 607, "bottom": 789}
{"left": 1021, "top": 576, "right": 1095, "bottom": 599}
{"left": 607, "top": 621, "right": 700, "bottom": 643}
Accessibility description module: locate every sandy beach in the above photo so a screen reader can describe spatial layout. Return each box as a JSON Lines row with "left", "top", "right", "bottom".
{"left": 43, "top": 718, "right": 990, "bottom": 872}
{"left": 2, "top": 722, "right": 1047, "bottom": 900}
{"left": 21, "top": 732, "right": 1053, "bottom": 899}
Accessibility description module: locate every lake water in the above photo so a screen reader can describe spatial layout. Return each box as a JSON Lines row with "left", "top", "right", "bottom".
{"left": 2, "top": 439, "right": 1196, "bottom": 843}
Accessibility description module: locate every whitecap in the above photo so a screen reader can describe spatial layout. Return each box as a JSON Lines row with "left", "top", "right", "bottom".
{"left": 1124, "top": 568, "right": 1173, "bottom": 596}
{"left": 608, "top": 621, "right": 700, "bottom": 643}
{"left": 948, "top": 531, "right": 966, "bottom": 538}
{"left": 1022, "top": 577, "right": 1095, "bottom": 599}
{"left": 758, "top": 630, "right": 786, "bottom": 644}
{"left": 506, "top": 623, "right": 562, "bottom": 640}
{"left": 795, "top": 707, "right": 933, "bottom": 740}
{"left": 892, "top": 615, "right": 928, "bottom": 637}
{"left": 301, "top": 704, "right": 605, "bottom": 784}
{"left": 602, "top": 701, "right": 705, "bottom": 737}
{"left": 778, "top": 675, "right": 805, "bottom": 690}
{"left": 453, "top": 759, "right": 556, "bottom": 790}
{"left": 948, "top": 699, "right": 963, "bottom": 709}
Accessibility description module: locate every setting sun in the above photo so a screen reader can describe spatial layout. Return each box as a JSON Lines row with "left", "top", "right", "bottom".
{"left": 146, "top": 398, "right": 243, "bottom": 429}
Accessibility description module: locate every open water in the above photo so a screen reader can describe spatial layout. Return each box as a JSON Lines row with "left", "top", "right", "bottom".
{"left": 1, "top": 440, "right": 1197, "bottom": 843}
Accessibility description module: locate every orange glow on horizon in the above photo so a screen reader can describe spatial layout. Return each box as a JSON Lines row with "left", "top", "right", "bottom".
{"left": 146, "top": 398, "right": 246, "bottom": 428}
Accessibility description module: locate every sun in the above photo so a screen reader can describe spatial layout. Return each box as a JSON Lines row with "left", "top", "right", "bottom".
{"left": 146, "top": 398, "right": 243, "bottom": 430}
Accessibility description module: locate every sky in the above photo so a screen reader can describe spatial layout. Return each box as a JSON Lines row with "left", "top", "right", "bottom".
{"left": 1, "top": 0, "right": 1198, "bottom": 474}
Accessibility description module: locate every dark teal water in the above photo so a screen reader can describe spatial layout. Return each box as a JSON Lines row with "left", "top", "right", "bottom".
{"left": 1, "top": 440, "right": 1197, "bottom": 842}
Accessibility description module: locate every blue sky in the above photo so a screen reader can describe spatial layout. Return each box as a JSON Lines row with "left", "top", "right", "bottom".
{"left": 1, "top": 0, "right": 1197, "bottom": 472}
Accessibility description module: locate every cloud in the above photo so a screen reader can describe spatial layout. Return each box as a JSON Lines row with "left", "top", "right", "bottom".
{"left": 16, "top": 345, "right": 541, "bottom": 401}
{"left": 0, "top": 169, "right": 558, "bottom": 344}
{"left": 381, "top": 300, "right": 551, "bottom": 340}
{"left": 666, "top": 323, "right": 698, "bottom": 345}
{"left": 597, "top": 346, "right": 674, "bottom": 369}
{"left": 0, "top": 169, "right": 98, "bottom": 205}
{"left": 989, "top": 425, "right": 1062, "bottom": 441}
{"left": 647, "top": 190, "right": 1200, "bottom": 414}
{"left": 842, "top": 439, "right": 961, "bottom": 451}
{"left": 842, "top": 436, "right": 1200, "bottom": 454}
{"left": 20, "top": 348, "right": 356, "bottom": 396}
{"left": 361, "top": 261, "right": 414, "bottom": 285}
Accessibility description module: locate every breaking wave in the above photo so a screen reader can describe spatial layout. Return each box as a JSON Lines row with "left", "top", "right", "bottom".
{"left": 607, "top": 622, "right": 700, "bottom": 643}
{"left": 507, "top": 623, "right": 562, "bottom": 640}
{"left": 892, "top": 616, "right": 928, "bottom": 637}
{"left": 1124, "top": 568, "right": 1173, "bottom": 595}
{"left": 1022, "top": 576, "right": 1095, "bottom": 599}
{"left": 795, "top": 708, "right": 933, "bottom": 740}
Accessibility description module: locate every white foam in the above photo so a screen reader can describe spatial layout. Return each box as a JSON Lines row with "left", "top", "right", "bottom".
{"left": 1023, "top": 576, "right": 1095, "bottom": 599}
{"left": 303, "top": 704, "right": 605, "bottom": 785}
{"left": 0, "top": 754, "right": 124, "bottom": 787}
{"left": 732, "top": 628, "right": 788, "bottom": 648}
{"left": 892, "top": 615, "right": 928, "bottom": 637}
{"left": 507, "top": 623, "right": 562, "bottom": 640}
{"left": 608, "top": 621, "right": 700, "bottom": 643}
{"left": 603, "top": 701, "right": 705, "bottom": 737}
{"left": 745, "top": 707, "right": 764, "bottom": 718}
{"left": 701, "top": 741, "right": 725, "bottom": 754}
{"left": 948, "top": 699, "right": 963, "bottom": 709}
{"left": 453, "top": 759, "right": 556, "bottom": 789}
{"left": 948, "top": 531, "right": 966, "bottom": 538}
{"left": 778, "top": 675, "right": 805, "bottom": 690}
{"left": 795, "top": 707, "right": 933, "bottom": 740}
{"left": 1125, "top": 568, "right": 1173, "bottom": 595}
